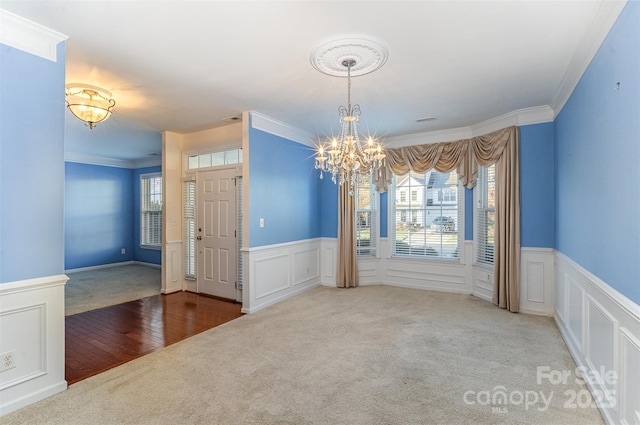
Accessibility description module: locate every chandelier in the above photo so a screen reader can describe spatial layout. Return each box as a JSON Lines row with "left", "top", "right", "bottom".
{"left": 65, "top": 83, "right": 116, "bottom": 129}
{"left": 310, "top": 37, "right": 388, "bottom": 192}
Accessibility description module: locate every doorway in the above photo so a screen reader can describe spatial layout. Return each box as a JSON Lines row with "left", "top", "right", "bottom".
{"left": 196, "top": 168, "right": 240, "bottom": 300}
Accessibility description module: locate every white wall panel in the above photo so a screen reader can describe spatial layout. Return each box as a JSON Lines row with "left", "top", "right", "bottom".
{"left": 293, "top": 248, "right": 319, "bottom": 286}
{"left": 567, "top": 274, "right": 584, "bottom": 348}
{"left": 554, "top": 252, "right": 640, "bottom": 425}
{"left": 0, "top": 275, "right": 67, "bottom": 416}
{"left": 520, "top": 248, "right": 554, "bottom": 315}
{"left": 586, "top": 295, "right": 617, "bottom": 396}
{"left": 620, "top": 329, "right": 640, "bottom": 425}
{"left": 243, "top": 239, "right": 321, "bottom": 313}
{"left": 254, "top": 254, "right": 290, "bottom": 298}
{"left": 555, "top": 264, "right": 567, "bottom": 323}
{"left": 162, "top": 241, "right": 182, "bottom": 294}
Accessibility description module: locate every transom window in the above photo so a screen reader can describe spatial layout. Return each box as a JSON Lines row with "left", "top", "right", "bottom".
{"left": 391, "top": 170, "right": 461, "bottom": 259}
{"left": 188, "top": 148, "right": 242, "bottom": 170}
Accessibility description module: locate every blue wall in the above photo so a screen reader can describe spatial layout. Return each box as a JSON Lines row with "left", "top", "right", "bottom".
{"left": 65, "top": 162, "right": 162, "bottom": 270}
{"left": 319, "top": 176, "right": 338, "bottom": 238}
{"left": 555, "top": 1, "right": 640, "bottom": 304}
{"left": 133, "top": 166, "right": 162, "bottom": 265}
{"left": 520, "top": 123, "right": 555, "bottom": 248}
{"left": 248, "top": 127, "right": 321, "bottom": 247}
{"left": 65, "top": 162, "right": 134, "bottom": 269}
{"left": 0, "top": 43, "right": 66, "bottom": 283}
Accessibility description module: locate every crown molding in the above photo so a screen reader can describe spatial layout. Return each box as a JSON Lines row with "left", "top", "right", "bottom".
{"left": 0, "top": 9, "right": 67, "bottom": 62}
{"left": 550, "top": 0, "right": 627, "bottom": 116}
{"left": 133, "top": 156, "right": 162, "bottom": 169}
{"left": 470, "top": 105, "right": 555, "bottom": 137}
{"left": 65, "top": 151, "right": 136, "bottom": 169}
{"left": 250, "top": 111, "right": 316, "bottom": 147}
{"left": 385, "top": 126, "right": 472, "bottom": 149}
{"left": 387, "top": 105, "right": 555, "bottom": 148}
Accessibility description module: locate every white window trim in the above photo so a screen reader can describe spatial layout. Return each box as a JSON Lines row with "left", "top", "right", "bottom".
{"left": 140, "top": 172, "right": 162, "bottom": 250}
{"left": 356, "top": 175, "right": 380, "bottom": 258}
{"left": 473, "top": 165, "right": 495, "bottom": 269}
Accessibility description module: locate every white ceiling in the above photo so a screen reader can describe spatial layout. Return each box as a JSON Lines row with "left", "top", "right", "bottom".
{"left": 1, "top": 1, "right": 626, "bottom": 160}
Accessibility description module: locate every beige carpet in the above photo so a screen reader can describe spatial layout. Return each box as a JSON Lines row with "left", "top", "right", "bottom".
{"left": 65, "top": 263, "right": 161, "bottom": 315}
{"left": 4, "top": 286, "right": 604, "bottom": 424}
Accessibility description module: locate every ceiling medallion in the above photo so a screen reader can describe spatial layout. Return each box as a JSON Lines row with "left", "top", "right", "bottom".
{"left": 310, "top": 37, "right": 389, "bottom": 77}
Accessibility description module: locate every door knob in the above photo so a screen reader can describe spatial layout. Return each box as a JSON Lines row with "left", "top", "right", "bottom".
{"left": 197, "top": 236, "right": 202, "bottom": 240}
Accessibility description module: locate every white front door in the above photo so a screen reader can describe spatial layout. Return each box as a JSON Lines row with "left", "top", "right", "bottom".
{"left": 197, "top": 168, "right": 237, "bottom": 300}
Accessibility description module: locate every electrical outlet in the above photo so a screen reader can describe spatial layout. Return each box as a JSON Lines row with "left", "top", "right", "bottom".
{"left": 0, "top": 350, "right": 16, "bottom": 372}
{"left": 121, "top": 248, "right": 126, "bottom": 254}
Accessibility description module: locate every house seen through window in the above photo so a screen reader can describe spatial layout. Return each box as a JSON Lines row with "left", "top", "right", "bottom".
{"left": 391, "top": 170, "right": 461, "bottom": 259}
{"left": 355, "top": 173, "right": 377, "bottom": 256}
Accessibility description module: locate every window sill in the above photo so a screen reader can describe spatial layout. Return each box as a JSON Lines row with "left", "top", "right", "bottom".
{"left": 140, "top": 244, "right": 161, "bottom": 251}
{"left": 389, "top": 255, "right": 461, "bottom": 264}
{"left": 473, "top": 262, "right": 494, "bottom": 272}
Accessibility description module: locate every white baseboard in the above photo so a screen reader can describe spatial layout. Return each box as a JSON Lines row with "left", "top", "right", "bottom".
{"left": 0, "top": 274, "right": 68, "bottom": 416}
{"left": 132, "top": 261, "right": 161, "bottom": 269}
{"left": 554, "top": 251, "right": 640, "bottom": 425}
{"left": 64, "top": 261, "right": 134, "bottom": 274}
{"left": 65, "top": 261, "right": 161, "bottom": 274}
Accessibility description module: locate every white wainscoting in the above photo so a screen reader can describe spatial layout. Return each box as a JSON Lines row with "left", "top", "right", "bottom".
{"left": 162, "top": 240, "right": 182, "bottom": 294}
{"left": 320, "top": 239, "right": 555, "bottom": 316}
{"left": 555, "top": 252, "right": 640, "bottom": 425}
{"left": 520, "top": 248, "right": 555, "bottom": 315}
{"left": 0, "top": 274, "right": 68, "bottom": 416}
{"left": 242, "top": 239, "right": 321, "bottom": 313}
{"left": 320, "top": 237, "right": 336, "bottom": 286}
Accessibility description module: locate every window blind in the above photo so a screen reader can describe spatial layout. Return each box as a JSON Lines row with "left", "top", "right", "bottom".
{"left": 355, "top": 174, "right": 376, "bottom": 256}
{"left": 141, "top": 174, "right": 162, "bottom": 247}
{"left": 391, "top": 170, "right": 461, "bottom": 259}
{"left": 183, "top": 179, "right": 196, "bottom": 279}
{"left": 236, "top": 177, "right": 243, "bottom": 290}
{"left": 476, "top": 164, "right": 495, "bottom": 264}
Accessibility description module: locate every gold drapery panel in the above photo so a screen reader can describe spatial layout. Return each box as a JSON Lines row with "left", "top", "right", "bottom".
{"left": 337, "top": 183, "right": 358, "bottom": 288}
{"left": 373, "top": 126, "right": 520, "bottom": 312}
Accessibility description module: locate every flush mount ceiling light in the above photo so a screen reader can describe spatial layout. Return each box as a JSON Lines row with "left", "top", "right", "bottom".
{"left": 310, "top": 37, "right": 388, "bottom": 193}
{"left": 65, "top": 83, "right": 116, "bottom": 129}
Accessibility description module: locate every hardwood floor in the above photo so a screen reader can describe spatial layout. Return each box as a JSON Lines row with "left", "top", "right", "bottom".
{"left": 65, "top": 291, "right": 243, "bottom": 385}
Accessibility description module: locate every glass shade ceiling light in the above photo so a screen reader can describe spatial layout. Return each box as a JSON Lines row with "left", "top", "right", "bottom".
{"left": 65, "top": 83, "right": 115, "bottom": 129}
{"left": 310, "top": 37, "right": 388, "bottom": 193}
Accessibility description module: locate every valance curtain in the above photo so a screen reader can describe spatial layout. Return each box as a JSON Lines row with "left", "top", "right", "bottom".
{"left": 371, "top": 126, "right": 520, "bottom": 312}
